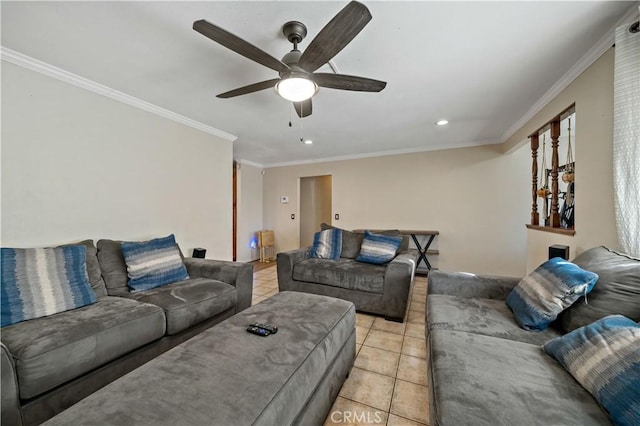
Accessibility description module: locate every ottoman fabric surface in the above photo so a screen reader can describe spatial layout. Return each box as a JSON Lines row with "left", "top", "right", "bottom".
{"left": 44, "top": 291, "right": 355, "bottom": 426}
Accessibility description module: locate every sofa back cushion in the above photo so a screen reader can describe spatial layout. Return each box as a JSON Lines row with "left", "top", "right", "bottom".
{"left": 1, "top": 246, "right": 97, "bottom": 327}
{"left": 506, "top": 257, "right": 598, "bottom": 331}
{"left": 121, "top": 235, "right": 189, "bottom": 292}
{"left": 97, "top": 239, "right": 130, "bottom": 296}
{"left": 59, "top": 240, "right": 107, "bottom": 297}
{"left": 557, "top": 246, "right": 640, "bottom": 332}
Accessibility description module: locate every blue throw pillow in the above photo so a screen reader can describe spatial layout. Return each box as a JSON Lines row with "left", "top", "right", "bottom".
{"left": 506, "top": 257, "right": 598, "bottom": 331}
{"left": 309, "top": 229, "right": 342, "bottom": 260}
{"left": 543, "top": 315, "right": 640, "bottom": 426}
{"left": 356, "top": 230, "right": 403, "bottom": 265}
{"left": 121, "top": 234, "right": 189, "bottom": 292}
{"left": 1, "top": 246, "right": 97, "bottom": 327}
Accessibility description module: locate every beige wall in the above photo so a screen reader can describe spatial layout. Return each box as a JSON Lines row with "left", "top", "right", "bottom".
{"left": 264, "top": 144, "right": 531, "bottom": 277}
{"left": 1, "top": 62, "right": 234, "bottom": 259}
{"left": 504, "top": 49, "right": 618, "bottom": 272}
{"left": 236, "top": 162, "right": 263, "bottom": 262}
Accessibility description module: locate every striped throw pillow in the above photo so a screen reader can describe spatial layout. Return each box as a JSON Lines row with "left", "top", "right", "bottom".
{"left": 356, "top": 230, "right": 403, "bottom": 265}
{"left": 309, "top": 229, "right": 342, "bottom": 260}
{"left": 543, "top": 315, "right": 640, "bottom": 426}
{"left": 506, "top": 257, "right": 598, "bottom": 331}
{"left": 1, "top": 246, "right": 97, "bottom": 327}
{"left": 121, "top": 234, "right": 189, "bottom": 292}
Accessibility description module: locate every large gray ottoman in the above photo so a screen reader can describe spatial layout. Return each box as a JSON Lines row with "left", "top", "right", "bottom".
{"left": 44, "top": 291, "right": 356, "bottom": 426}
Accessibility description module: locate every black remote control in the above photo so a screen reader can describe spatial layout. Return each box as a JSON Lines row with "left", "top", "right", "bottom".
{"left": 251, "top": 322, "right": 278, "bottom": 334}
{"left": 246, "top": 325, "right": 270, "bottom": 337}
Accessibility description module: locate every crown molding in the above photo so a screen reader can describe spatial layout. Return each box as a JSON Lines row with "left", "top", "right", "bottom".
{"left": 0, "top": 47, "right": 237, "bottom": 142}
{"left": 260, "top": 139, "right": 502, "bottom": 169}
{"left": 236, "top": 159, "right": 263, "bottom": 168}
{"left": 501, "top": 3, "right": 640, "bottom": 144}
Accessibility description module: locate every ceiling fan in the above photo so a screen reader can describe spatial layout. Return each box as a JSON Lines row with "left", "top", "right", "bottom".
{"left": 193, "top": 1, "right": 386, "bottom": 118}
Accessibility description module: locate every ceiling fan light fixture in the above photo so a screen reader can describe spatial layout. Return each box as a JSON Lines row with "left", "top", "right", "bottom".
{"left": 275, "top": 77, "right": 318, "bottom": 102}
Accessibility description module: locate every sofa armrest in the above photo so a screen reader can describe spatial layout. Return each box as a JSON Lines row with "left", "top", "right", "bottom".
{"left": 427, "top": 270, "right": 521, "bottom": 300}
{"left": 277, "top": 248, "right": 309, "bottom": 290}
{"left": 382, "top": 251, "right": 418, "bottom": 321}
{"left": 1, "top": 343, "right": 23, "bottom": 426}
{"left": 183, "top": 258, "right": 253, "bottom": 313}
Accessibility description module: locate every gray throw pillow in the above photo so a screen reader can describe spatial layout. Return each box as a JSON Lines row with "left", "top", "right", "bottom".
{"left": 556, "top": 246, "right": 640, "bottom": 333}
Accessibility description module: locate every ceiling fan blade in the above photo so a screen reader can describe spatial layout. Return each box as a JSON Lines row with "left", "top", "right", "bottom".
{"left": 313, "top": 73, "right": 386, "bottom": 92}
{"left": 194, "top": 20, "right": 290, "bottom": 73}
{"left": 217, "top": 78, "right": 280, "bottom": 98}
{"left": 294, "top": 99, "right": 312, "bottom": 118}
{"left": 297, "top": 1, "right": 372, "bottom": 73}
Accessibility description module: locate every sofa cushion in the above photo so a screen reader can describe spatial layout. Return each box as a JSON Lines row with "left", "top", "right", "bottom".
{"left": 125, "top": 277, "right": 236, "bottom": 335}
{"left": 309, "top": 229, "right": 342, "bottom": 260}
{"left": 506, "top": 257, "right": 598, "bottom": 331}
{"left": 428, "top": 329, "right": 611, "bottom": 426}
{"left": 96, "top": 239, "right": 130, "bottom": 296}
{"left": 1, "top": 246, "right": 97, "bottom": 327}
{"left": 558, "top": 246, "right": 640, "bottom": 332}
{"left": 356, "top": 231, "right": 403, "bottom": 265}
{"left": 292, "top": 258, "right": 385, "bottom": 294}
{"left": 121, "top": 234, "right": 189, "bottom": 292}
{"left": 427, "top": 295, "right": 562, "bottom": 345}
{"left": 59, "top": 240, "right": 108, "bottom": 297}
{"left": 543, "top": 315, "right": 640, "bottom": 426}
{"left": 0, "top": 296, "right": 165, "bottom": 399}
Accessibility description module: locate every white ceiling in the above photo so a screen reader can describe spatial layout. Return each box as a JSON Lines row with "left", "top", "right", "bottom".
{"left": 1, "top": 1, "right": 636, "bottom": 166}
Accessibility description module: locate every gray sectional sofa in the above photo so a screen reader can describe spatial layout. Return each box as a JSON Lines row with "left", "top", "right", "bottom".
{"left": 425, "top": 246, "right": 640, "bottom": 426}
{"left": 277, "top": 225, "right": 418, "bottom": 321}
{"left": 1, "top": 239, "right": 253, "bottom": 426}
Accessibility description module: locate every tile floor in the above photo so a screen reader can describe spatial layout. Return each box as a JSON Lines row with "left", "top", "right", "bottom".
{"left": 251, "top": 263, "right": 430, "bottom": 426}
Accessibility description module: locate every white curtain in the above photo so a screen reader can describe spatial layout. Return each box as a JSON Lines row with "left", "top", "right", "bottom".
{"left": 613, "top": 18, "right": 640, "bottom": 258}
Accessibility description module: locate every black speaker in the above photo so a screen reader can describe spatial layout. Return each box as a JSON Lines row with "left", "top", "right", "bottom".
{"left": 192, "top": 248, "right": 206, "bottom": 258}
{"left": 549, "top": 245, "right": 570, "bottom": 260}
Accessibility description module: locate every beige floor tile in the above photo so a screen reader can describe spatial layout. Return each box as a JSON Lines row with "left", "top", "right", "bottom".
{"left": 356, "top": 313, "right": 376, "bottom": 328}
{"left": 406, "top": 310, "right": 424, "bottom": 324}
{"left": 390, "top": 380, "right": 429, "bottom": 424}
{"left": 339, "top": 368, "right": 395, "bottom": 411}
{"left": 397, "top": 355, "right": 428, "bottom": 386}
{"left": 355, "top": 344, "right": 362, "bottom": 356}
{"left": 324, "top": 397, "right": 387, "bottom": 426}
{"left": 401, "top": 337, "right": 427, "bottom": 359}
{"left": 251, "top": 295, "right": 266, "bottom": 305}
{"left": 363, "top": 330, "right": 404, "bottom": 353}
{"left": 404, "top": 323, "right": 426, "bottom": 340}
{"left": 356, "top": 326, "right": 370, "bottom": 345}
{"left": 354, "top": 346, "right": 400, "bottom": 377}
{"left": 262, "top": 289, "right": 278, "bottom": 298}
{"left": 410, "top": 301, "right": 426, "bottom": 313}
{"left": 372, "top": 317, "right": 406, "bottom": 335}
{"left": 386, "top": 413, "right": 427, "bottom": 426}
{"left": 252, "top": 285, "right": 273, "bottom": 296}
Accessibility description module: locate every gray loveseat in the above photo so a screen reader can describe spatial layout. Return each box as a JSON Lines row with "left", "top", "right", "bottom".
{"left": 1, "top": 239, "right": 253, "bottom": 426}
{"left": 425, "top": 246, "right": 640, "bottom": 425}
{"left": 278, "top": 225, "right": 418, "bottom": 321}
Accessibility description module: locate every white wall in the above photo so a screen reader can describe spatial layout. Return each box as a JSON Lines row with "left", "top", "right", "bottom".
{"left": 236, "top": 161, "right": 263, "bottom": 262}
{"left": 504, "top": 49, "right": 619, "bottom": 272}
{"left": 264, "top": 144, "right": 531, "bottom": 277}
{"left": 1, "top": 62, "right": 233, "bottom": 259}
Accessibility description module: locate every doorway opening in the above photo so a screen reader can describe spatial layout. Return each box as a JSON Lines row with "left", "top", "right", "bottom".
{"left": 299, "top": 175, "right": 332, "bottom": 248}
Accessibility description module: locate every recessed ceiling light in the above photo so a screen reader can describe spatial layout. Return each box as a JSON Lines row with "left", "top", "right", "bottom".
{"left": 302, "top": 139, "right": 313, "bottom": 145}
{"left": 436, "top": 119, "right": 449, "bottom": 126}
